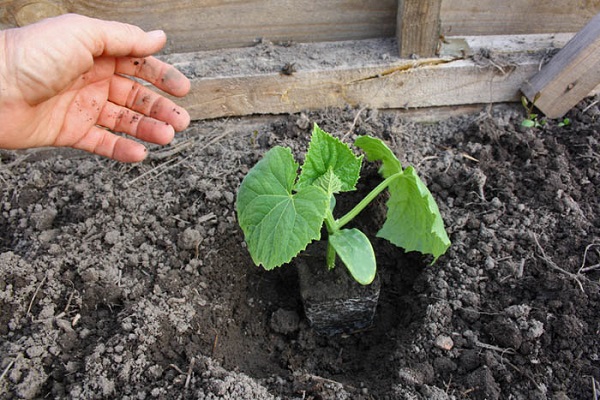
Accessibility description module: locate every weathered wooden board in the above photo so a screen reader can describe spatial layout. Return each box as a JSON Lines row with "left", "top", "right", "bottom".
{"left": 176, "top": 59, "right": 538, "bottom": 120}
{"left": 2, "top": 1, "right": 598, "bottom": 119}
{"left": 1, "top": 0, "right": 598, "bottom": 54}
{"left": 160, "top": 37, "right": 556, "bottom": 120}
{"left": 441, "top": 0, "right": 600, "bottom": 36}
{"left": 522, "top": 12, "right": 600, "bottom": 118}
{"left": 397, "top": 0, "right": 442, "bottom": 57}
{"left": 0, "top": 0, "right": 397, "bottom": 53}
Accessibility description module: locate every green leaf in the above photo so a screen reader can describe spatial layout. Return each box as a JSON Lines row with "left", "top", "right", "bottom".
{"left": 380, "top": 166, "right": 451, "bottom": 262}
{"left": 355, "top": 135, "right": 450, "bottom": 261}
{"left": 236, "top": 146, "right": 329, "bottom": 269}
{"left": 521, "top": 119, "right": 535, "bottom": 128}
{"left": 296, "top": 124, "right": 362, "bottom": 192}
{"left": 558, "top": 118, "right": 571, "bottom": 127}
{"left": 355, "top": 135, "right": 403, "bottom": 178}
{"left": 329, "top": 228, "right": 376, "bottom": 285}
{"left": 313, "top": 167, "right": 343, "bottom": 196}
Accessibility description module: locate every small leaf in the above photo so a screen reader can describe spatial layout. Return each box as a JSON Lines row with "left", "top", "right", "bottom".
{"left": 355, "top": 135, "right": 403, "bottom": 178}
{"left": 521, "top": 119, "right": 536, "bottom": 128}
{"left": 329, "top": 228, "right": 376, "bottom": 285}
{"left": 380, "top": 167, "right": 451, "bottom": 262}
{"left": 296, "top": 124, "right": 362, "bottom": 192}
{"left": 236, "top": 146, "right": 329, "bottom": 269}
{"left": 313, "top": 167, "right": 343, "bottom": 196}
{"left": 558, "top": 118, "right": 571, "bottom": 127}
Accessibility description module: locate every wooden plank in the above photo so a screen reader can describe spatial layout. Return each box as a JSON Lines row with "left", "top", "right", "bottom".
{"left": 177, "top": 60, "right": 536, "bottom": 120}
{"left": 159, "top": 38, "right": 551, "bottom": 120}
{"left": 4, "top": 0, "right": 600, "bottom": 48}
{"left": 0, "top": 0, "right": 397, "bottom": 53}
{"left": 396, "top": 0, "right": 442, "bottom": 58}
{"left": 521, "top": 12, "right": 600, "bottom": 118}
{"left": 462, "top": 33, "right": 574, "bottom": 53}
{"left": 441, "top": 0, "right": 600, "bottom": 36}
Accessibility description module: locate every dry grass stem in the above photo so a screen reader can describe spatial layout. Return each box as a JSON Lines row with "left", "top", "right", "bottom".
{"left": 0, "top": 355, "right": 19, "bottom": 383}
{"left": 582, "top": 100, "right": 599, "bottom": 114}
{"left": 148, "top": 138, "right": 196, "bottom": 161}
{"left": 127, "top": 128, "right": 234, "bottom": 186}
{"left": 26, "top": 274, "right": 47, "bottom": 316}
{"left": 533, "top": 234, "right": 585, "bottom": 293}
{"left": 342, "top": 105, "right": 368, "bottom": 141}
{"left": 185, "top": 357, "right": 196, "bottom": 389}
{"left": 474, "top": 340, "right": 516, "bottom": 355}
{"left": 578, "top": 243, "right": 600, "bottom": 274}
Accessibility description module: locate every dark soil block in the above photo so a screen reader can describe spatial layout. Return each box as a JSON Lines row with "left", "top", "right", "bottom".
{"left": 296, "top": 242, "right": 381, "bottom": 335}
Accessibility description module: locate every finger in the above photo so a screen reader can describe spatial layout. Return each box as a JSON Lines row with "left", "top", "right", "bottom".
{"left": 115, "top": 56, "right": 191, "bottom": 97}
{"left": 97, "top": 101, "right": 175, "bottom": 145}
{"left": 68, "top": 14, "right": 168, "bottom": 58}
{"left": 108, "top": 74, "right": 190, "bottom": 131}
{"left": 72, "top": 125, "right": 149, "bottom": 163}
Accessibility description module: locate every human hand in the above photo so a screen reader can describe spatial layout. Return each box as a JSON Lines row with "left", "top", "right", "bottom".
{"left": 0, "top": 14, "right": 191, "bottom": 162}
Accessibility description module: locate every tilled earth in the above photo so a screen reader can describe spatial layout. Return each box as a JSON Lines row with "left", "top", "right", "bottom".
{"left": 0, "top": 102, "right": 599, "bottom": 399}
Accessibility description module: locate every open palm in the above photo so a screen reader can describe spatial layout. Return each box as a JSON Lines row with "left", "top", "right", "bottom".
{"left": 0, "top": 14, "right": 191, "bottom": 162}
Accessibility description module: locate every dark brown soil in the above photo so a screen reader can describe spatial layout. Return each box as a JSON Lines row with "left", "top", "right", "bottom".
{"left": 0, "top": 100, "right": 599, "bottom": 399}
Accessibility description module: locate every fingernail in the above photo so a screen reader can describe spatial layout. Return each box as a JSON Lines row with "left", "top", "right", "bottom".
{"left": 147, "top": 30, "right": 166, "bottom": 41}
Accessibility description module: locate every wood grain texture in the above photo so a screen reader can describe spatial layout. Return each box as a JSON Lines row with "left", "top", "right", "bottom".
{"left": 441, "top": 0, "right": 600, "bottom": 36}
{"left": 164, "top": 45, "right": 546, "bottom": 120}
{"left": 3, "top": 0, "right": 600, "bottom": 47}
{"left": 397, "top": 0, "right": 442, "bottom": 58}
{"left": 0, "top": 0, "right": 397, "bottom": 53}
{"left": 177, "top": 61, "right": 535, "bottom": 120}
{"left": 522, "top": 12, "right": 600, "bottom": 118}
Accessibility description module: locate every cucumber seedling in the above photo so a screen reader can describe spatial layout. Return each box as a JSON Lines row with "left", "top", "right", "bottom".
{"left": 236, "top": 124, "right": 450, "bottom": 285}
{"left": 521, "top": 94, "right": 545, "bottom": 129}
{"left": 521, "top": 95, "right": 571, "bottom": 129}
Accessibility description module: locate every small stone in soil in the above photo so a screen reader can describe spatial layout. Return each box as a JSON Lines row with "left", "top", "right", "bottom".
{"left": 434, "top": 335, "right": 454, "bottom": 351}
{"left": 270, "top": 309, "right": 300, "bottom": 335}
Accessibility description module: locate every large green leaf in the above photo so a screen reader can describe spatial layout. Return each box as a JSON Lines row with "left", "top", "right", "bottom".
{"left": 236, "top": 146, "right": 329, "bottom": 269}
{"left": 380, "top": 167, "right": 451, "bottom": 262}
{"left": 354, "top": 135, "right": 403, "bottom": 178}
{"left": 296, "top": 124, "right": 362, "bottom": 192}
{"left": 329, "top": 228, "right": 376, "bottom": 285}
{"left": 355, "top": 136, "right": 450, "bottom": 262}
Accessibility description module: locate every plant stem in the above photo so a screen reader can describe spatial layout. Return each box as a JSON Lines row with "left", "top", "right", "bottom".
{"left": 324, "top": 208, "right": 337, "bottom": 234}
{"left": 326, "top": 241, "right": 336, "bottom": 269}
{"left": 336, "top": 172, "right": 402, "bottom": 230}
{"left": 323, "top": 200, "right": 339, "bottom": 269}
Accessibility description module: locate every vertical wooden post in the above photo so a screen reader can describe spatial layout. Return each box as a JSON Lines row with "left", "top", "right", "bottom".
{"left": 396, "top": 0, "right": 442, "bottom": 58}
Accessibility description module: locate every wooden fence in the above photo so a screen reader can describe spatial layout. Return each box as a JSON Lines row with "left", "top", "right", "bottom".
{"left": 1, "top": 0, "right": 599, "bottom": 119}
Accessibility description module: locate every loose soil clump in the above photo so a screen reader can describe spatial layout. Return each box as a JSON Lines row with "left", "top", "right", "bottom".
{"left": 0, "top": 100, "right": 599, "bottom": 399}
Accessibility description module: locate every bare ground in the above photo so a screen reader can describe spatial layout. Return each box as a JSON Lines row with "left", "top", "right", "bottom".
{"left": 0, "top": 100, "right": 599, "bottom": 399}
